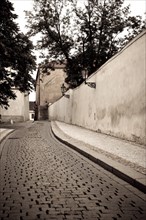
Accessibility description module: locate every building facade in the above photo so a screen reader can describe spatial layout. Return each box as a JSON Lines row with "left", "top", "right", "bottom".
{"left": 35, "top": 61, "right": 67, "bottom": 120}
{"left": 0, "top": 89, "right": 29, "bottom": 123}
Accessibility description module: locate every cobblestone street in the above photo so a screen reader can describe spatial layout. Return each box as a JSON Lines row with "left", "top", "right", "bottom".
{"left": 0, "top": 121, "right": 146, "bottom": 220}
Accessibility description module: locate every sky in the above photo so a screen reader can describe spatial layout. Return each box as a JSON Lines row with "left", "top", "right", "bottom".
{"left": 10, "top": 0, "right": 146, "bottom": 101}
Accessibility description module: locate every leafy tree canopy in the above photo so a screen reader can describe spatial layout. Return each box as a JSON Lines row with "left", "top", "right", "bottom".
{"left": 26, "top": 0, "right": 145, "bottom": 88}
{"left": 0, "top": 0, "right": 36, "bottom": 109}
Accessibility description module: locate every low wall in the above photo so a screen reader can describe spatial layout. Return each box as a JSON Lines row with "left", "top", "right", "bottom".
{"left": 1, "top": 115, "right": 24, "bottom": 123}
{"left": 49, "top": 30, "right": 146, "bottom": 145}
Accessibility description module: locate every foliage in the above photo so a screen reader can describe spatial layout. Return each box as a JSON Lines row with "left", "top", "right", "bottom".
{"left": 26, "top": 0, "right": 145, "bottom": 88}
{"left": 0, "top": 0, "right": 36, "bottom": 109}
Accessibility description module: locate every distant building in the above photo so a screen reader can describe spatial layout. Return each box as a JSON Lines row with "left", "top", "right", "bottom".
{"left": 29, "top": 102, "right": 35, "bottom": 121}
{"left": 0, "top": 89, "right": 29, "bottom": 123}
{"left": 35, "top": 61, "right": 67, "bottom": 120}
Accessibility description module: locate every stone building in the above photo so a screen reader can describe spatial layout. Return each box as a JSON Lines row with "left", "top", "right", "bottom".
{"left": 35, "top": 61, "right": 67, "bottom": 120}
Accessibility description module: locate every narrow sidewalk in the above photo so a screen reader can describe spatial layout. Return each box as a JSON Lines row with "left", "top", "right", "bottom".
{"left": 51, "top": 121, "right": 146, "bottom": 193}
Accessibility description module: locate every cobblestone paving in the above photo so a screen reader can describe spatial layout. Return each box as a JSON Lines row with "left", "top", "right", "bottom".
{"left": 0, "top": 121, "right": 146, "bottom": 220}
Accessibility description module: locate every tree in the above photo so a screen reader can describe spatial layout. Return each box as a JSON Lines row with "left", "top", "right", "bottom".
{"left": 26, "top": 0, "right": 77, "bottom": 87}
{"left": 0, "top": 0, "right": 36, "bottom": 109}
{"left": 26, "top": 0, "right": 74, "bottom": 60}
{"left": 26, "top": 0, "right": 145, "bottom": 88}
{"left": 73, "top": 0, "right": 145, "bottom": 75}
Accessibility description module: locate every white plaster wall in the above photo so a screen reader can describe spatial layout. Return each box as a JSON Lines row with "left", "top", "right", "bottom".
{"left": 49, "top": 89, "right": 73, "bottom": 123}
{"left": 49, "top": 30, "right": 146, "bottom": 145}
{"left": 0, "top": 90, "right": 29, "bottom": 122}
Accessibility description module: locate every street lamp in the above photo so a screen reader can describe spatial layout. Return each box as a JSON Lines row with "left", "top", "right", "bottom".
{"left": 61, "top": 83, "right": 70, "bottom": 98}
{"left": 81, "top": 68, "right": 96, "bottom": 89}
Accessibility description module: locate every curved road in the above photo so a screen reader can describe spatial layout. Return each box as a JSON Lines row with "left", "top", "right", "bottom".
{"left": 0, "top": 121, "right": 146, "bottom": 220}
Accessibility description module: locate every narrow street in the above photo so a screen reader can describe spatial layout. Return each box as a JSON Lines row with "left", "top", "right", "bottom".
{"left": 0, "top": 121, "right": 146, "bottom": 220}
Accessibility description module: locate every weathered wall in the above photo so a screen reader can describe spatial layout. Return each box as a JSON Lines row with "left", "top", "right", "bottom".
{"left": 35, "top": 64, "right": 67, "bottom": 120}
{"left": 49, "top": 30, "right": 146, "bottom": 145}
{"left": 43, "top": 69, "right": 67, "bottom": 105}
{"left": 49, "top": 89, "right": 73, "bottom": 123}
{"left": 0, "top": 89, "right": 29, "bottom": 122}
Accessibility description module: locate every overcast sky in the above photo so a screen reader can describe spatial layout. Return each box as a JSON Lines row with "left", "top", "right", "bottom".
{"left": 10, "top": 0, "right": 146, "bottom": 101}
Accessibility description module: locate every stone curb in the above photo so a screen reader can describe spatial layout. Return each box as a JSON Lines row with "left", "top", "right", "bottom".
{"left": 51, "top": 122, "right": 146, "bottom": 194}
{"left": 0, "top": 129, "right": 14, "bottom": 158}
{"left": 0, "top": 129, "right": 14, "bottom": 142}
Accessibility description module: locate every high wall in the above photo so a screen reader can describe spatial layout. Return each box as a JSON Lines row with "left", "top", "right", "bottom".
{"left": 0, "top": 89, "right": 29, "bottom": 122}
{"left": 49, "top": 30, "right": 146, "bottom": 145}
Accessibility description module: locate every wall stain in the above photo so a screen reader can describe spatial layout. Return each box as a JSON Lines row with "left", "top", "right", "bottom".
{"left": 96, "top": 109, "right": 106, "bottom": 120}
{"left": 111, "top": 108, "right": 122, "bottom": 127}
{"left": 88, "top": 104, "right": 92, "bottom": 117}
{"left": 110, "top": 93, "right": 146, "bottom": 127}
